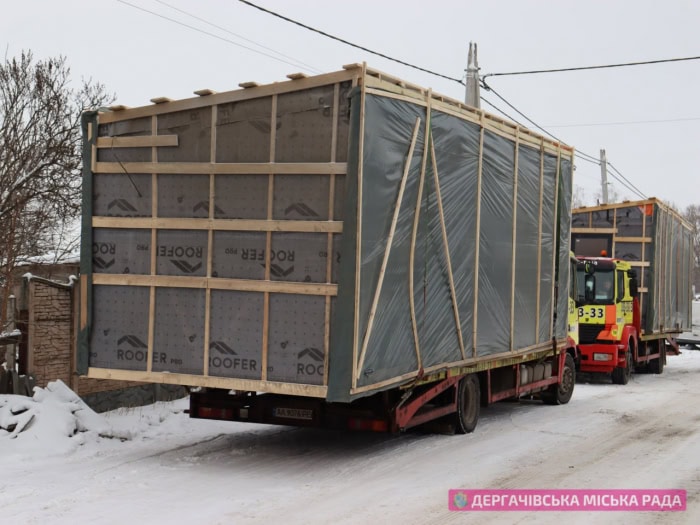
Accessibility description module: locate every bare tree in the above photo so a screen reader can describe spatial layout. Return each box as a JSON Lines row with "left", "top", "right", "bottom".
{"left": 572, "top": 185, "right": 588, "bottom": 208}
{"left": 0, "top": 51, "right": 113, "bottom": 326}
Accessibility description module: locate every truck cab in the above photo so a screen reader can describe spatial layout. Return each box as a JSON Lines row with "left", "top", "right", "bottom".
{"left": 575, "top": 256, "right": 640, "bottom": 384}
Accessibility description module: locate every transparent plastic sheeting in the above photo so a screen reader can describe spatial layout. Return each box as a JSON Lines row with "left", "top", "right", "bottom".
{"left": 327, "top": 92, "right": 572, "bottom": 400}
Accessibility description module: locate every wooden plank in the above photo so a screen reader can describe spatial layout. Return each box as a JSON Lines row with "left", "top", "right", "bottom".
{"left": 147, "top": 116, "right": 158, "bottom": 373}
{"left": 98, "top": 69, "right": 357, "bottom": 124}
{"left": 108, "top": 104, "right": 129, "bottom": 111}
{"left": 286, "top": 72, "right": 308, "bottom": 80}
{"left": 510, "top": 129, "right": 520, "bottom": 351}
{"left": 571, "top": 227, "right": 617, "bottom": 234}
{"left": 616, "top": 236, "right": 653, "bottom": 243}
{"left": 194, "top": 89, "right": 216, "bottom": 96}
{"left": 351, "top": 64, "right": 368, "bottom": 390}
{"left": 150, "top": 97, "right": 173, "bottom": 104}
{"left": 430, "top": 135, "right": 466, "bottom": 359}
{"left": 203, "top": 104, "right": 217, "bottom": 377}
{"left": 96, "top": 135, "right": 178, "bottom": 149}
{"left": 408, "top": 91, "right": 432, "bottom": 371}
{"left": 94, "top": 161, "right": 347, "bottom": 175}
{"left": 239, "top": 81, "right": 260, "bottom": 88}
{"left": 323, "top": 83, "right": 341, "bottom": 386}
{"left": 262, "top": 93, "right": 277, "bottom": 382}
{"left": 550, "top": 148, "right": 562, "bottom": 340}
{"left": 535, "top": 140, "right": 545, "bottom": 340}
{"left": 357, "top": 118, "right": 421, "bottom": 376}
{"left": 92, "top": 274, "right": 338, "bottom": 296}
{"left": 86, "top": 368, "right": 328, "bottom": 398}
{"left": 92, "top": 217, "right": 343, "bottom": 233}
{"left": 472, "top": 121, "right": 485, "bottom": 356}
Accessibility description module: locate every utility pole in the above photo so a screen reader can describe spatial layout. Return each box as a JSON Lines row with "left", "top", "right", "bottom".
{"left": 465, "top": 42, "right": 480, "bottom": 108}
{"left": 600, "top": 149, "right": 609, "bottom": 204}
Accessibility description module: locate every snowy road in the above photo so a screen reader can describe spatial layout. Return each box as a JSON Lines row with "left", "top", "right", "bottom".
{"left": 2, "top": 346, "right": 699, "bottom": 525}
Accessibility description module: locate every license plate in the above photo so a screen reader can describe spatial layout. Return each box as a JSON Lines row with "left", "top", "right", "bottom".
{"left": 273, "top": 407, "right": 313, "bottom": 420}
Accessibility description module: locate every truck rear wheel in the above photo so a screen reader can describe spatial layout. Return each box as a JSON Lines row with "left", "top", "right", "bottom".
{"left": 454, "top": 374, "right": 480, "bottom": 434}
{"left": 542, "top": 353, "right": 575, "bottom": 405}
{"left": 649, "top": 343, "right": 665, "bottom": 374}
{"left": 611, "top": 343, "right": 632, "bottom": 385}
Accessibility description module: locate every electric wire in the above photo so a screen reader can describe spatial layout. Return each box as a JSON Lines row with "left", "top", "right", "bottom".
{"left": 154, "top": 0, "right": 323, "bottom": 74}
{"left": 483, "top": 55, "right": 700, "bottom": 79}
{"left": 481, "top": 78, "right": 602, "bottom": 165}
{"left": 608, "top": 163, "right": 648, "bottom": 199}
{"left": 237, "top": 0, "right": 465, "bottom": 85}
{"left": 126, "top": 0, "right": 652, "bottom": 201}
{"left": 115, "top": 0, "right": 318, "bottom": 73}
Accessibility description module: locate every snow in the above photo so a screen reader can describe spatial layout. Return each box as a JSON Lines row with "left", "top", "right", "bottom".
{"left": 2, "top": 350, "right": 700, "bottom": 524}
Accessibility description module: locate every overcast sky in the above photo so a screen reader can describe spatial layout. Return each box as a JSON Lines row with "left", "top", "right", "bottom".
{"left": 3, "top": 0, "right": 699, "bottom": 209}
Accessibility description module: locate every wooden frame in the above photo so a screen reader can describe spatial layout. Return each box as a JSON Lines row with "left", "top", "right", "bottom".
{"left": 84, "top": 63, "right": 576, "bottom": 399}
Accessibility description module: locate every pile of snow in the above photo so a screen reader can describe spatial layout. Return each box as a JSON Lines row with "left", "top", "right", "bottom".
{"left": 0, "top": 379, "right": 194, "bottom": 457}
{"left": 0, "top": 380, "right": 119, "bottom": 455}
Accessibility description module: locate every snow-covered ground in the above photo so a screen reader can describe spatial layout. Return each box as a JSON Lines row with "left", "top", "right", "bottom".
{"left": 1, "top": 347, "right": 699, "bottom": 524}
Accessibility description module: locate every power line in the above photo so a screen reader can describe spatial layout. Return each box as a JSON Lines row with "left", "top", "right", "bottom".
{"left": 607, "top": 162, "right": 647, "bottom": 200}
{"left": 480, "top": 94, "right": 599, "bottom": 170}
{"left": 154, "top": 0, "right": 323, "bottom": 74}
{"left": 126, "top": 0, "right": 650, "bottom": 201}
{"left": 483, "top": 55, "right": 700, "bottom": 79}
{"left": 481, "top": 79, "right": 649, "bottom": 198}
{"left": 115, "top": 0, "right": 318, "bottom": 73}
{"left": 237, "top": 0, "right": 465, "bottom": 85}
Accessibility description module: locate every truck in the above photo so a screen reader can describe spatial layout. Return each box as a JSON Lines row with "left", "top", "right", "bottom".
{"left": 571, "top": 199, "right": 694, "bottom": 383}
{"left": 78, "top": 63, "right": 577, "bottom": 434}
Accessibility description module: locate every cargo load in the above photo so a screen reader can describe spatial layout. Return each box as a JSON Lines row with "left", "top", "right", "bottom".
{"left": 79, "top": 64, "right": 576, "bottom": 431}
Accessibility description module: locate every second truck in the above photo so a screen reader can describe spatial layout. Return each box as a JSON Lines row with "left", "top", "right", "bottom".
{"left": 571, "top": 199, "right": 694, "bottom": 384}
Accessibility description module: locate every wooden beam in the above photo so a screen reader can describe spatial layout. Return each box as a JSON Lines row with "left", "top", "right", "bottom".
{"left": 96, "top": 135, "right": 178, "bottom": 148}
{"left": 194, "top": 89, "right": 216, "bottom": 96}
{"left": 92, "top": 217, "right": 343, "bottom": 233}
{"left": 408, "top": 90, "right": 432, "bottom": 371}
{"left": 92, "top": 274, "right": 338, "bottom": 296}
{"left": 94, "top": 161, "right": 347, "bottom": 175}
{"left": 86, "top": 368, "right": 328, "bottom": 398}
{"left": 150, "top": 97, "right": 173, "bottom": 104}
{"left": 239, "top": 81, "right": 260, "bottom": 88}
{"left": 571, "top": 227, "right": 617, "bottom": 234}
{"left": 286, "top": 72, "right": 308, "bottom": 80}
